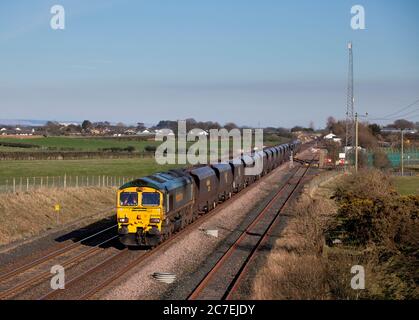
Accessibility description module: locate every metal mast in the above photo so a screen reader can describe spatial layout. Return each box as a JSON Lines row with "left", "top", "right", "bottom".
{"left": 345, "top": 42, "right": 355, "bottom": 149}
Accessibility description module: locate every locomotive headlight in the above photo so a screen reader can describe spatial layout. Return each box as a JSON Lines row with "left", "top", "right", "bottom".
{"left": 118, "top": 217, "right": 129, "bottom": 223}
{"left": 150, "top": 218, "right": 160, "bottom": 223}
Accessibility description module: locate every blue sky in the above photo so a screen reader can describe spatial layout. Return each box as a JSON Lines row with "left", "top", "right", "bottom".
{"left": 0, "top": 0, "right": 418, "bottom": 128}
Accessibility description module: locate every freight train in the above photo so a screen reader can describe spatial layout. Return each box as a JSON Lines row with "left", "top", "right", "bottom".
{"left": 117, "top": 140, "right": 302, "bottom": 247}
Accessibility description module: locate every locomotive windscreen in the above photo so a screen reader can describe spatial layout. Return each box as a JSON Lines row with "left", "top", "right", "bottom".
{"left": 119, "top": 192, "right": 138, "bottom": 206}
{"left": 142, "top": 192, "right": 160, "bottom": 206}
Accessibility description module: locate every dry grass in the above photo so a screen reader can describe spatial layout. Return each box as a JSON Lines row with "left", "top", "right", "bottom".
{"left": 251, "top": 177, "right": 339, "bottom": 300}
{"left": 0, "top": 187, "right": 116, "bottom": 246}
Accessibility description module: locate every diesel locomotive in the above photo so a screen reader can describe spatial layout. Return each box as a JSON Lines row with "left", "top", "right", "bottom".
{"left": 117, "top": 141, "right": 301, "bottom": 247}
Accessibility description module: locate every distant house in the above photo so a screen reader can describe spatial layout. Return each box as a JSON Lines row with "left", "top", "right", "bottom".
{"left": 189, "top": 129, "right": 209, "bottom": 136}
{"left": 324, "top": 133, "right": 342, "bottom": 144}
{"left": 124, "top": 129, "right": 136, "bottom": 135}
{"left": 382, "top": 127, "right": 417, "bottom": 134}
{"left": 136, "top": 129, "right": 153, "bottom": 136}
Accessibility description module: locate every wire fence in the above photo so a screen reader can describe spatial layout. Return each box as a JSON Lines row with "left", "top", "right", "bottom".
{"left": 0, "top": 175, "right": 135, "bottom": 193}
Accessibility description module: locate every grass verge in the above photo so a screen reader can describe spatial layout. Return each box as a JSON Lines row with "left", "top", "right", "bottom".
{"left": 0, "top": 187, "right": 116, "bottom": 246}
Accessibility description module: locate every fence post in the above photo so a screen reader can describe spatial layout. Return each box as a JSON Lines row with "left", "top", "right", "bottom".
{"left": 13, "top": 178, "right": 16, "bottom": 193}
{"left": 41, "top": 177, "right": 43, "bottom": 189}
{"left": 64, "top": 174, "right": 67, "bottom": 188}
{"left": 87, "top": 176, "right": 89, "bottom": 187}
{"left": 76, "top": 176, "right": 78, "bottom": 188}
{"left": 26, "top": 178, "right": 29, "bottom": 191}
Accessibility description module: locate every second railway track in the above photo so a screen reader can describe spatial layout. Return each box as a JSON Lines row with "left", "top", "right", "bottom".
{"left": 187, "top": 158, "right": 316, "bottom": 300}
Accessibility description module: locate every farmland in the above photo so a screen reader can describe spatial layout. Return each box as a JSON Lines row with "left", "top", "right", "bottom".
{"left": 0, "top": 136, "right": 160, "bottom": 152}
{"left": 0, "top": 134, "right": 289, "bottom": 152}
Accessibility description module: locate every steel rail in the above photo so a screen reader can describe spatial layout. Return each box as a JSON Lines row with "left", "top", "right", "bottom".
{"left": 0, "top": 223, "right": 117, "bottom": 284}
{"left": 187, "top": 159, "right": 314, "bottom": 300}
{"left": 0, "top": 235, "right": 118, "bottom": 300}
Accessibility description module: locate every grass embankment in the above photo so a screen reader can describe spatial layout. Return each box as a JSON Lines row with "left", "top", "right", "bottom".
{"left": 252, "top": 170, "right": 418, "bottom": 300}
{"left": 0, "top": 187, "right": 116, "bottom": 246}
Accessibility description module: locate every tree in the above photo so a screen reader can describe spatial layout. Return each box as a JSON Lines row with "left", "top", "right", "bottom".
{"left": 325, "top": 116, "right": 345, "bottom": 137}
{"left": 81, "top": 120, "right": 92, "bottom": 130}
{"left": 326, "top": 117, "right": 337, "bottom": 131}
{"left": 373, "top": 150, "right": 391, "bottom": 169}
{"left": 368, "top": 123, "right": 381, "bottom": 136}
{"left": 392, "top": 119, "right": 414, "bottom": 130}
{"left": 224, "top": 122, "right": 238, "bottom": 131}
{"left": 136, "top": 122, "right": 146, "bottom": 131}
{"left": 45, "top": 121, "right": 61, "bottom": 136}
{"left": 291, "top": 126, "right": 304, "bottom": 132}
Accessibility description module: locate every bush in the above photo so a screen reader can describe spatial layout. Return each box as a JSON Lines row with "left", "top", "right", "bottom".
{"left": 144, "top": 145, "right": 157, "bottom": 152}
{"left": 373, "top": 150, "right": 391, "bottom": 169}
{"left": 334, "top": 169, "right": 396, "bottom": 202}
{"left": 332, "top": 169, "right": 418, "bottom": 248}
{"left": 0, "top": 142, "right": 39, "bottom": 149}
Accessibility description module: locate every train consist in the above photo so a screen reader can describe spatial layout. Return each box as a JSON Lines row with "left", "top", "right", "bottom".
{"left": 116, "top": 140, "right": 302, "bottom": 247}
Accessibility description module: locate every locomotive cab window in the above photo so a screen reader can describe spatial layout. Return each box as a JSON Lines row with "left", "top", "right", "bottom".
{"left": 141, "top": 192, "right": 160, "bottom": 206}
{"left": 119, "top": 192, "right": 138, "bottom": 206}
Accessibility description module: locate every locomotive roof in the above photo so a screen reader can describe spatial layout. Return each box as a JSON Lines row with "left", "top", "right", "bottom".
{"left": 119, "top": 171, "right": 192, "bottom": 193}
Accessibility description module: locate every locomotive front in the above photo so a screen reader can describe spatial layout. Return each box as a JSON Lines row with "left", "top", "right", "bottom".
{"left": 117, "top": 184, "right": 164, "bottom": 247}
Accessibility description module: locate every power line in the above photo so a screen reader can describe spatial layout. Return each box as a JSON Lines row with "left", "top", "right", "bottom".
{"left": 369, "top": 107, "right": 419, "bottom": 121}
{"left": 378, "top": 98, "right": 419, "bottom": 119}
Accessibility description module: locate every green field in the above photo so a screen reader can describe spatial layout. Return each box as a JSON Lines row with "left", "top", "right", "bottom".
{"left": 393, "top": 176, "right": 419, "bottom": 195}
{"left": 0, "top": 136, "right": 160, "bottom": 152}
{"left": 0, "top": 158, "right": 182, "bottom": 181}
{"left": 0, "top": 134, "right": 289, "bottom": 152}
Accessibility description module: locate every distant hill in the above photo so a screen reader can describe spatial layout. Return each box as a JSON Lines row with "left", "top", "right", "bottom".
{"left": 0, "top": 119, "right": 155, "bottom": 128}
{"left": 0, "top": 119, "right": 49, "bottom": 127}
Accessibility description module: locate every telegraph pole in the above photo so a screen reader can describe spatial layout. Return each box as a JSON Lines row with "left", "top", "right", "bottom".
{"left": 401, "top": 129, "right": 404, "bottom": 176}
{"left": 354, "top": 112, "right": 368, "bottom": 173}
{"left": 355, "top": 113, "right": 359, "bottom": 172}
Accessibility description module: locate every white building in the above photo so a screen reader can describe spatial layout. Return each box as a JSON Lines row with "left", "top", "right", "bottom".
{"left": 324, "top": 133, "right": 342, "bottom": 143}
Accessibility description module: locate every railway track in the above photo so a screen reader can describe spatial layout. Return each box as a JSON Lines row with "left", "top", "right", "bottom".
{"left": 187, "top": 158, "right": 315, "bottom": 300}
{"left": 0, "top": 223, "right": 118, "bottom": 300}
{"left": 41, "top": 162, "right": 302, "bottom": 300}
{"left": 0, "top": 147, "right": 315, "bottom": 300}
